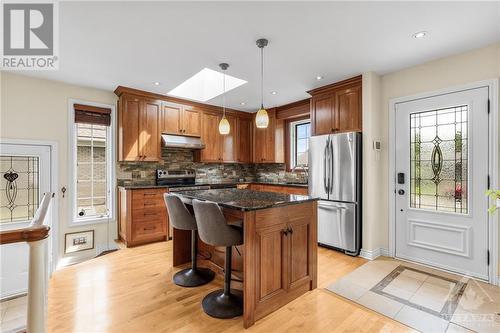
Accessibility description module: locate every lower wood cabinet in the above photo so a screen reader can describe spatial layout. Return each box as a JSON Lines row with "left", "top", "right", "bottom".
{"left": 251, "top": 202, "right": 316, "bottom": 320}
{"left": 118, "top": 187, "right": 169, "bottom": 247}
{"left": 245, "top": 183, "right": 308, "bottom": 195}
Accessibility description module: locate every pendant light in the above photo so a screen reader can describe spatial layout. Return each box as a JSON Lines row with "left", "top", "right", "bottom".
{"left": 218, "top": 63, "right": 230, "bottom": 135}
{"left": 255, "top": 38, "right": 269, "bottom": 129}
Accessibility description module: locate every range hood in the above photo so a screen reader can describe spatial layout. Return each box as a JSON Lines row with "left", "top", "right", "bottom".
{"left": 161, "top": 134, "right": 205, "bottom": 149}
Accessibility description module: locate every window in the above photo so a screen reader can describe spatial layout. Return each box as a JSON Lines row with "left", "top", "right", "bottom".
{"left": 410, "top": 105, "right": 468, "bottom": 213}
{"left": 290, "top": 119, "right": 311, "bottom": 169}
{"left": 71, "top": 102, "right": 114, "bottom": 223}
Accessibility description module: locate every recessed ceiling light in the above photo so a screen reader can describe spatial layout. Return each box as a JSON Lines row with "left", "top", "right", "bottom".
{"left": 240, "top": 102, "right": 246, "bottom": 106}
{"left": 153, "top": 81, "right": 161, "bottom": 86}
{"left": 413, "top": 31, "right": 427, "bottom": 39}
{"left": 168, "top": 68, "right": 247, "bottom": 102}
{"left": 316, "top": 76, "right": 323, "bottom": 80}
{"left": 270, "top": 91, "right": 277, "bottom": 95}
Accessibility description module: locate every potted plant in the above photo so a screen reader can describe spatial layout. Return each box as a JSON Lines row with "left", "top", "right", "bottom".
{"left": 486, "top": 189, "right": 500, "bottom": 213}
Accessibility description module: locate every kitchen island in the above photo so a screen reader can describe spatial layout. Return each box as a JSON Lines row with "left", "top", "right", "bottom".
{"left": 172, "top": 189, "right": 318, "bottom": 328}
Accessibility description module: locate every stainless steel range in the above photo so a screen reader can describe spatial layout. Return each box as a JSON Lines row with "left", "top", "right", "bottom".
{"left": 156, "top": 169, "right": 210, "bottom": 191}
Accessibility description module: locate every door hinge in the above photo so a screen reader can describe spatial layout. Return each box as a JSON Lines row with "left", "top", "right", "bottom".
{"left": 487, "top": 250, "right": 490, "bottom": 265}
{"left": 487, "top": 99, "right": 491, "bottom": 114}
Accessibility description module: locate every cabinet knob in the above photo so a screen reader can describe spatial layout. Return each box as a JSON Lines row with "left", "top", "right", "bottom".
{"left": 282, "top": 229, "right": 289, "bottom": 236}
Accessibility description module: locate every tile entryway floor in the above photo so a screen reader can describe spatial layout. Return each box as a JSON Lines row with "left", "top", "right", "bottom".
{"left": 0, "top": 296, "right": 26, "bottom": 333}
{"left": 327, "top": 258, "right": 500, "bottom": 333}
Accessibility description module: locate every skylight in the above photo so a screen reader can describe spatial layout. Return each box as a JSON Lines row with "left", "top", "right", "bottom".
{"left": 168, "top": 68, "right": 247, "bottom": 102}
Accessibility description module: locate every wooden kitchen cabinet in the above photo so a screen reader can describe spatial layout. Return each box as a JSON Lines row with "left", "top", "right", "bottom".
{"left": 160, "top": 102, "right": 201, "bottom": 137}
{"left": 249, "top": 183, "right": 308, "bottom": 195}
{"left": 118, "top": 187, "right": 169, "bottom": 247}
{"left": 308, "top": 75, "right": 362, "bottom": 136}
{"left": 253, "top": 108, "right": 285, "bottom": 163}
{"left": 200, "top": 112, "right": 242, "bottom": 163}
{"left": 200, "top": 112, "right": 223, "bottom": 162}
{"left": 251, "top": 202, "right": 317, "bottom": 321}
{"left": 118, "top": 95, "right": 161, "bottom": 161}
{"left": 237, "top": 116, "right": 253, "bottom": 163}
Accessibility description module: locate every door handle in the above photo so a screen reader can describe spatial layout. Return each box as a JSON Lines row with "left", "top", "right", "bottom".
{"left": 323, "top": 142, "right": 328, "bottom": 193}
{"left": 329, "top": 137, "right": 334, "bottom": 193}
{"left": 398, "top": 189, "right": 405, "bottom": 195}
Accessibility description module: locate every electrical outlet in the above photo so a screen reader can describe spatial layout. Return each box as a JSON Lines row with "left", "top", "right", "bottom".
{"left": 140, "top": 171, "right": 147, "bottom": 178}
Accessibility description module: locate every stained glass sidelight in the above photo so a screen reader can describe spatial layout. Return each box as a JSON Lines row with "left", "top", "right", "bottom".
{"left": 0, "top": 156, "right": 40, "bottom": 223}
{"left": 410, "top": 106, "right": 468, "bottom": 213}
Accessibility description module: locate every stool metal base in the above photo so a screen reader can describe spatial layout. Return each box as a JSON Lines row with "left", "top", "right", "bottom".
{"left": 202, "top": 289, "right": 243, "bottom": 319}
{"left": 173, "top": 267, "right": 215, "bottom": 287}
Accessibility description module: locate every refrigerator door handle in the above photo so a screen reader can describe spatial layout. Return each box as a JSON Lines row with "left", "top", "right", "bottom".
{"left": 323, "top": 141, "right": 328, "bottom": 193}
{"left": 318, "top": 202, "right": 347, "bottom": 209}
{"left": 329, "top": 135, "right": 334, "bottom": 194}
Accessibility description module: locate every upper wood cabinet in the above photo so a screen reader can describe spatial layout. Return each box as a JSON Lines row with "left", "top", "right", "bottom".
{"left": 160, "top": 103, "right": 201, "bottom": 137}
{"left": 199, "top": 113, "right": 243, "bottom": 163}
{"left": 118, "top": 95, "right": 161, "bottom": 161}
{"left": 237, "top": 117, "right": 253, "bottom": 163}
{"left": 221, "top": 114, "right": 238, "bottom": 163}
{"left": 253, "top": 108, "right": 284, "bottom": 163}
{"left": 308, "top": 75, "right": 362, "bottom": 136}
{"left": 200, "top": 112, "right": 222, "bottom": 162}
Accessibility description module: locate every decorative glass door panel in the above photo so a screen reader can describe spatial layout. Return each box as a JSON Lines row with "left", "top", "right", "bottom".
{"left": 0, "top": 156, "right": 40, "bottom": 224}
{"left": 409, "top": 106, "right": 468, "bottom": 214}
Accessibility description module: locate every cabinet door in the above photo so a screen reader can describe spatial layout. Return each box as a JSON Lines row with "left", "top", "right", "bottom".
{"left": 183, "top": 107, "right": 201, "bottom": 137}
{"left": 161, "top": 103, "right": 182, "bottom": 135}
{"left": 140, "top": 99, "right": 161, "bottom": 161}
{"left": 253, "top": 110, "right": 276, "bottom": 163}
{"left": 200, "top": 112, "right": 221, "bottom": 162}
{"left": 336, "top": 86, "right": 362, "bottom": 132}
{"left": 288, "top": 214, "right": 313, "bottom": 289}
{"left": 221, "top": 114, "right": 238, "bottom": 162}
{"left": 255, "top": 223, "right": 288, "bottom": 304}
{"left": 311, "top": 93, "right": 334, "bottom": 136}
{"left": 119, "top": 95, "right": 141, "bottom": 161}
{"left": 237, "top": 117, "right": 253, "bottom": 163}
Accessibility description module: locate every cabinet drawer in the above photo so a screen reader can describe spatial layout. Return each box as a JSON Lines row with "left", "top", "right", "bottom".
{"left": 132, "top": 221, "right": 165, "bottom": 240}
{"left": 132, "top": 208, "right": 165, "bottom": 222}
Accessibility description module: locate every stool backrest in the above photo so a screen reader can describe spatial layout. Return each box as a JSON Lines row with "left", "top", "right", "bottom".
{"left": 192, "top": 199, "right": 243, "bottom": 247}
{"left": 163, "top": 193, "right": 197, "bottom": 230}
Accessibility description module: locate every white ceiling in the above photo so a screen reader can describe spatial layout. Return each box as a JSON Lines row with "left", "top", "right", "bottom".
{"left": 22, "top": 1, "right": 500, "bottom": 112}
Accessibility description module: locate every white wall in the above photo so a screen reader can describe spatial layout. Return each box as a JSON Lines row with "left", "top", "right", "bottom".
{"left": 369, "top": 43, "right": 500, "bottom": 266}
{"left": 0, "top": 72, "right": 118, "bottom": 266}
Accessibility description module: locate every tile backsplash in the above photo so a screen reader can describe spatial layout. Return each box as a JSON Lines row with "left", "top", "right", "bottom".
{"left": 116, "top": 148, "right": 307, "bottom": 186}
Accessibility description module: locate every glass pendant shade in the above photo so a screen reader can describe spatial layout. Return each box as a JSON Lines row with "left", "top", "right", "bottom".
{"left": 255, "top": 107, "right": 269, "bottom": 128}
{"left": 218, "top": 116, "right": 230, "bottom": 135}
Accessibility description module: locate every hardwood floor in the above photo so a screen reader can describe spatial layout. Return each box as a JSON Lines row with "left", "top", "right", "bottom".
{"left": 48, "top": 241, "right": 414, "bottom": 332}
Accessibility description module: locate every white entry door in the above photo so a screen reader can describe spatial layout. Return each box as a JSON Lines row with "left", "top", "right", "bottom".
{"left": 395, "top": 87, "right": 490, "bottom": 280}
{"left": 0, "top": 143, "right": 53, "bottom": 298}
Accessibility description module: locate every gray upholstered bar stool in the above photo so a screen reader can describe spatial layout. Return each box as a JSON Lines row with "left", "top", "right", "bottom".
{"left": 164, "top": 193, "right": 215, "bottom": 287}
{"left": 192, "top": 199, "right": 243, "bottom": 319}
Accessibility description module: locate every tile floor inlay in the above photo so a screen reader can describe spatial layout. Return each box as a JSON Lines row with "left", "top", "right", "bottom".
{"left": 371, "top": 265, "right": 468, "bottom": 320}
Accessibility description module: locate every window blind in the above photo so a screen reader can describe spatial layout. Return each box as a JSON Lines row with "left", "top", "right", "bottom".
{"left": 74, "top": 103, "right": 111, "bottom": 126}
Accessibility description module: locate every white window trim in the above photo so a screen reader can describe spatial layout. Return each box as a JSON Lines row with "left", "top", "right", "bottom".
{"left": 68, "top": 99, "right": 116, "bottom": 226}
{"left": 289, "top": 119, "right": 311, "bottom": 169}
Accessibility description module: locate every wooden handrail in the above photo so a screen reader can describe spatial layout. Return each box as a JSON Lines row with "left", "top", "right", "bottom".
{"left": 0, "top": 225, "right": 51, "bottom": 245}
{"left": 0, "top": 193, "right": 52, "bottom": 245}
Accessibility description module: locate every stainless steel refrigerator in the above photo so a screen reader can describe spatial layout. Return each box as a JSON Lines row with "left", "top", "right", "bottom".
{"left": 308, "top": 132, "right": 361, "bottom": 256}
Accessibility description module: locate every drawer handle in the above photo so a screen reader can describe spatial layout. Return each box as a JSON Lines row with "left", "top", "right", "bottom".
{"left": 143, "top": 202, "right": 156, "bottom": 206}
{"left": 143, "top": 193, "right": 156, "bottom": 196}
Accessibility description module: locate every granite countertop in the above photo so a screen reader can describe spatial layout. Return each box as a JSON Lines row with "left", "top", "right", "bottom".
{"left": 118, "top": 181, "right": 308, "bottom": 190}
{"left": 174, "top": 188, "right": 317, "bottom": 211}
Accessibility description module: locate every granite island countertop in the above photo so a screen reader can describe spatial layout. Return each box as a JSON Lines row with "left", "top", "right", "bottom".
{"left": 118, "top": 180, "right": 308, "bottom": 190}
{"left": 174, "top": 188, "right": 318, "bottom": 211}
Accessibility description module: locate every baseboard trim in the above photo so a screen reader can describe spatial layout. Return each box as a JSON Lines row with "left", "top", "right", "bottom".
{"left": 359, "top": 248, "right": 389, "bottom": 260}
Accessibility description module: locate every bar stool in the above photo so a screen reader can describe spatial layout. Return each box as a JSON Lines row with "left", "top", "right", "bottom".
{"left": 192, "top": 199, "right": 243, "bottom": 319}
{"left": 163, "top": 193, "right": 215, "bottom": 287}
